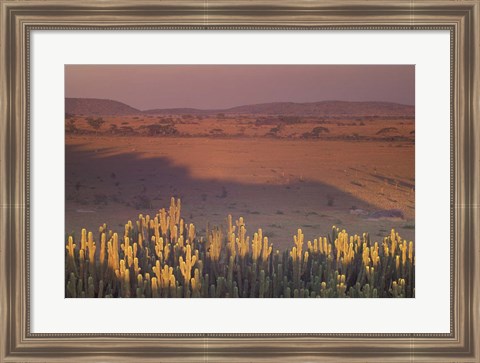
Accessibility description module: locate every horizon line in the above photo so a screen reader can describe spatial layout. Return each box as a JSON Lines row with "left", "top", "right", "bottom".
{"left": 65, "top": 97, "right": 415, "bottom": 112}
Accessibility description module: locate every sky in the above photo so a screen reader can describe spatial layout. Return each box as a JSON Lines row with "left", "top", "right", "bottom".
{"left": 65, "top": 65, "right": 415, "bottom": 110}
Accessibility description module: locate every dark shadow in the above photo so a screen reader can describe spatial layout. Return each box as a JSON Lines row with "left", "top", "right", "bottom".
{"left": 65, "top": 143, "right": 411, "bottom": 248}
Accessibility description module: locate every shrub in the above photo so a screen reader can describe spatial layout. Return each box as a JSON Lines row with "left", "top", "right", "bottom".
{"left": 87, "top": 117, "right": 105, "bottom": 130}
{"left": 376, "top": 127, "right": 399, "bottom": 135}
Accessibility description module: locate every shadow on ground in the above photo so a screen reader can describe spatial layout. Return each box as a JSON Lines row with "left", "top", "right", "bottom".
{"left": 65, "top": 143, "right": 413, "bottom": 248}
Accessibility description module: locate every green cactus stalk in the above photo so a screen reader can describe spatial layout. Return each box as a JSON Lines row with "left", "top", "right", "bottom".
{"left": 259, "top": 270, "right": 266, "bottom": 298}
{"left": 66, "top": 272, "right": 76, "bottom": 298}
{"left": 98, "top": 279, "right": 104, "bottom": 298}
{"left": 179, "top": 244, "right": 197, "bottom": 297}
{"left": 77, "top": 278, "right": 83, "bottom": 298}
{"left": 249, "top": 264, "right": 257, "bottom": 298}
{"left": 227, "top": 255, "right": 234, "bottom": 296}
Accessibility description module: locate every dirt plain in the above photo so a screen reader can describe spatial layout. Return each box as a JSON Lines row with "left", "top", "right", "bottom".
{"left": 65, "top": 113, "right": 414, "bottom": 250}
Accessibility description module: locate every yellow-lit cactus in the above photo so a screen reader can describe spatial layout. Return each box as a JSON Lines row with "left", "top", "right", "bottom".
{"left": 408, "top": 241, "right": 414, "bottom": 263}
{"left": 99, "top": 232, "right": 106, "bottom": 267}
{"left": 228, "top": 232, "right": 237, "bottom": 259}
{"left": 134, "top": 257, "right": 141, "bottom": 276}
{"left": 208, "top": 228, "right": 222, "bottom": 261}
{"left": 152, "top": 277, "right": 159, "bottom": 298}
{"left": 401, "top": 241, "right": 407, "bottom": 265}
{"left": 362, "top": 243, "right": 370, "bottom": 266}
{"left": 179, "top": 218, "right": 184, "bottom": 238}
{"left": 80, "top": 228, "right": 87, "bottom": 251}
{"left": 160, "top": 264, "right": 174, "bottom": 291}
{"left": 307, "top": 238, "right": 319, "bottom": 254}
{"left": 153, "top": 260, "right": 161, "bottom": 282}
{"left": 163, "top": 241, "right": 171, "bottom": 261}
{"left": 228, "top": 214, "right": 234, "bottom": 236}
{"left": 159, "top": 208, "right": 168, "bottom": 236}
{"left": 236, "top": 222, "right": 249, "bottom": 259}
{"left": 290, "top": 246, "right": 298, "bottom": 263}
{"left": 179, "top": 244, "right": 197, "bottom": 287}
{"left": 187, "top": 223, "right": 195, "bottom": 244}
{"left": 252, "top": 229, "right": 263, "bottom": 262}
{"left": 65, "top": 198, "right": 415, "bottom": 299}
{"left": 261, "top": 236, "right": 272, "bottom": 264}
{"left": 126, "top": 244, "right": 133, "bottom": 268}
{"left": 86, "top": 231, "right": 96, "bottom": 268}
{"left": 293, "top": 229, "right": 304, "bottom": 259}
{"left": 370, "top": 245, "right": 379, "bottom": 267}
{"left": 66, "top": 235, "right": 76, "bottom": 258}
{"left": 191, "top": 268, "right": 202, "bottom": 297}
{"left": 153, "top": 235, "right": 164, "bottom": 259}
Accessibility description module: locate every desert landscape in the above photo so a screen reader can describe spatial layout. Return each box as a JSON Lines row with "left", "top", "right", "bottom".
{"left": 66, "top": 99, "right": 414, "bottom": 247}
{"left": 65, "top": 65, "right": 415, "bottom": 298}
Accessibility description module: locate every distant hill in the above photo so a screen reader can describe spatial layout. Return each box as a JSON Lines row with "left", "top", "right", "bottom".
{"left": 143, "top": 101, "right": 414, "bottom": 117}
{"left": 143, "top": 107, "right": 215, "bottom": 115}
{"left": 66, "top": 98, "right": 414, "bottom": 118}
{"left": 65, "top": 98, "right": 141, "bottom": 116}
{"left": 223, "top": 101, "right": 414, "bottom": 117}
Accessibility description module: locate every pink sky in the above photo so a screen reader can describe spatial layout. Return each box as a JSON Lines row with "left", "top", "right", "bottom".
{"left": 65, "top": 65, "right": 414, "bottom": 110}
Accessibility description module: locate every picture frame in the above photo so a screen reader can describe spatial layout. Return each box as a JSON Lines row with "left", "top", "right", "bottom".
{"left": 0, "top": 0, "right": 478, "bottom": 361}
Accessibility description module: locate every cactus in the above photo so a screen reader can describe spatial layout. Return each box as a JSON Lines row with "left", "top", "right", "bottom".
{"left": 258, "top": 270, "right": 266, "bottom": 298}
{"left": 66, "top": 272, "right": 76, "bottom": 298}
{"left": 66, "top": 236, "right": 77, "bottom": 275}
{"left": 99, "top": 232, "right": 106, "bottom": 276}
{"left": 236, "top": 218, "right": 249, "bottom": 259}
{"left": 65, "top": 197, "right": 415, "bottom": 299}
{"left": 208, "top": 228, "right": 222, "bottom": 262}
{"left": 226, "top": 255, "right": 234, "bottom": 296}
{"left": 227, "top": 215, "right": 237, "bottom": 259}
{"left": 179, "top": 244, "right": 197, "bottom": 297}
{"left": 98, "top": 279, "right": 104, "bottom": 298}
{"left": 191, "top": 268, "right": 202, "bottom": 298}
{"left": 87, "top": 276, "right": 95, "bottom": 298}
{"left": 252, "top": 229, "right": 263, "bottom": 263}
{"left": 261, "top": 236, "right": 272, "bottom": 267}
{"left": 151, "top": 277, "right": 159, "bottom": 298}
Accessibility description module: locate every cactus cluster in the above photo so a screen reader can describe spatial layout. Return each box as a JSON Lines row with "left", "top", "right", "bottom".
{"left": 65, "top": 197, "right": 415, "bottom": 298}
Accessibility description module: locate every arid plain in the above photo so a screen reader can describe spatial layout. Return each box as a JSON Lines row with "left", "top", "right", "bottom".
{"left": 65, "top": 99, "right": 414, "bottom": 250}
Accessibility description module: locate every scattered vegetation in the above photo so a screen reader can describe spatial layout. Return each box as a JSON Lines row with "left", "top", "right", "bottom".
{"left": 143, "top": 124, "right": 179, "bottom": 136}
{"left": 255, "top": 116, "right": 303, "bottom": 126}
{"left": 66, "top": 119, "right": 78, "bottom": 134}
{"left": 66, "top": 197, "right": 415, "bottom": 298}
{"left": 209, "top": 128, "right": 225, "bottom": 136}
{"left": 86, "top": 117, "right": 106, "bottom": 132}
{"left": 267, "top": 125, "right": 283, "bottom": 136}
{"left": 118, "top": 126, "right": 137, "bottom": 136}
{"left": 376, "top": 127, "right": 399, "bottom": 135}
{"left": 302, "top": 126, "right": 330, "bottom": 139}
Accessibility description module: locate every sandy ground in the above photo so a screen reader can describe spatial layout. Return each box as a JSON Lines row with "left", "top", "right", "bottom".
{"left": 66, "top": 127, "right": 414, "bottom": 250}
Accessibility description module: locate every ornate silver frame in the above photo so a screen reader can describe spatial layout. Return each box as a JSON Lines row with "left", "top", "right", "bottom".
{"left": 1, "top": 1, "right": 478, "bottom": 361}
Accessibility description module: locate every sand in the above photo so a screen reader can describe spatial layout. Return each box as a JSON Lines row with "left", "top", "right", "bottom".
{"left": 66, "top": 116, "right": 414, "bottom": 250}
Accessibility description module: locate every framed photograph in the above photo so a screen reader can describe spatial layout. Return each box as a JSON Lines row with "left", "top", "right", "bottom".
{"left": 1, "top": 0, "right": 479, "bottom": 361}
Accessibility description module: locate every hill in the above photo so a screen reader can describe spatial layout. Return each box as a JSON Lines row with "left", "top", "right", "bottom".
{"left": 65, "top": 98, "right": 141, "bottom": 116}
{"left": 141, "top": 101, "right": 414, "bottom": 117}
{"left": 224, "top": 101, "right": 414, "bottom": 117}
{"left": 66, "top": 98, "right": 414, "bottom": 118}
